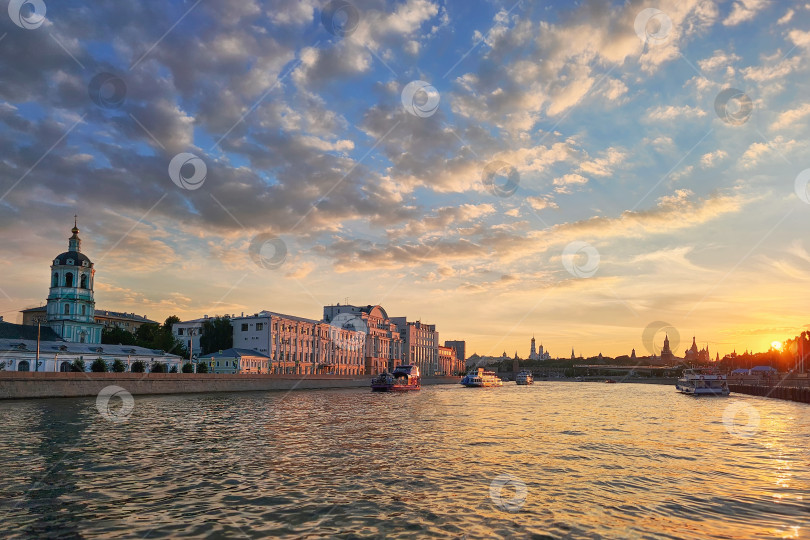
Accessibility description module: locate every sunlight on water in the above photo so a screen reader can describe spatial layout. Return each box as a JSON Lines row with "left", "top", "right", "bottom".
{"left": 0, "top": 383, "right": 808, "bottom": 538}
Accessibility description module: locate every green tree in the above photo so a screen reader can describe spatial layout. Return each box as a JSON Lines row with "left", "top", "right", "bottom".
{"left": 169, "top": 365, "right": 178, "bottom": 373}
{"left": 131, "top": 361, "right": 146, "bottom": 373}
{"left": 199, "top": 317, "right": 233, "bottom": 355}
{"left": 181, "top": 362, "right": 194, "bottom": 373}
{"left": 71, "top": 359, "right": 85, "bottom": 372}
{"left": 151, "top": 362, "right": 167, "bottom": 373}
{"left": 90, "top": 358, "right": 108, "bottom": 372}
{"left": 101, "top": 326, "right": 137, "bottom": 346}
{"left": 131, "top": 317, "right": 188, "bottom": 358}
{"left": 196, "top": 362, "right": 209, "bottom": 374}
{"left": 112, "top": 359, "right": 126, "bottom": 373}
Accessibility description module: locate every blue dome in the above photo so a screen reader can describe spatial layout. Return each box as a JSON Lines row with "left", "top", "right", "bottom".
{"left": 53, "top": 251, "right": 93, "bottom": 267}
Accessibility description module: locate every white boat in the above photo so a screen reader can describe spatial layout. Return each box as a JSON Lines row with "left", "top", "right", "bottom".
{"left": 676, "top": 368, "right": 730, "bottom": 396}
{"left": 515, "top": 369, "right": 534, "bottom": 385}
{"left": 461, "top": 367, "right": 503, "bottom": 388}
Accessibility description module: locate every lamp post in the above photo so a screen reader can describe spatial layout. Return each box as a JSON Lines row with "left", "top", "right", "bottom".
{"left": 32, "top": 315, "right": 46, "bottom": 372}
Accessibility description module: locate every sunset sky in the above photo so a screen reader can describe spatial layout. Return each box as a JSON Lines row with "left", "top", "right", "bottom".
{"left": 1, "top": 0, "right": 809, "bottom": 359}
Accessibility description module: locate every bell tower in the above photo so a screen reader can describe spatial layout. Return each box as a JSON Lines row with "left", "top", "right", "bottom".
{"left": 45, "top": 218, "right": 103, "bottom": 343}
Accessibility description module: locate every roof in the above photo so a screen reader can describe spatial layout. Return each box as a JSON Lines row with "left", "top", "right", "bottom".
{"left": 750, "top": 365, "right": 777, "bottom": 372}
{"left": 52, "top": 251, "right": 93, "bottom": 268}
{"left": 20, "top": 306, "right": 46, "bottom": 313}
{"left": 0, "top": 338, "right": 180, "bottom": 358}
{"left": 233, "top": 311, "right": 320, "bottom": 325}
{"left": 202, "top": 348, "right": 271, "bottom": 359}
{"left": 94, "top": 310, "right": 156, "bottom": 323}
{"left": 0, "top": 322, "right": 63, "bottom": 341}
{"left": 731, "top": 368, "right": 749, "bottom": 374}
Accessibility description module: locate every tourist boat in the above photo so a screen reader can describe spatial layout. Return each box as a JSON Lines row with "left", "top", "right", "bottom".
{"left": 676, "top": 368, "right": 730, "bottom": 396}
{"left": 604, "top": 379, "right": 617, "bottom": 384}
{"left": 371, "top": 365, "right": 421, "bottom": 392}
{"left": 460, "top": 367, "right": 503, "bottom": 388}
{"left": 515, "top": 369, "right": 534, "bottom": 385}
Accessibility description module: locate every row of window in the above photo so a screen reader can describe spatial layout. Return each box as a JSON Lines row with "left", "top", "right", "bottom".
{"left": 52, "top": 272, "right": 91, "bottom": 289}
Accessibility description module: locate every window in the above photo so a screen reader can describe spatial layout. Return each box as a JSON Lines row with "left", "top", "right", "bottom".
{"left": 81, "top": 305, "right": 86, "bottom": 316}
{"left": 256, "top": 323, "right": 263, "bottom": 331}
{"left": 64, "top": 304, "right": 70, "bottom": 315}
{"left": 66, "top": 259, "right": 74, "bottom": 265}
{"left": 80, "top": 274, "right": 88, "bottom": 289}
{"left": 18, "top": 361, "right": 30, "bottom": 372}
{"left": 52, "top": 273, "right": 58, "bottom": 287}
{"left": 178, "top": 328, "right": 184, "bottom": 335}
{"left": 241, "top": 324, "right": 248, "bottom": 331}
{"left": 65, "top": 273, "right": 74, "bottom": 287}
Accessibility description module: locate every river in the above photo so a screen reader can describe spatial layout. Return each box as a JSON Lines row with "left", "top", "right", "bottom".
{"left": 0, "top": 382, "right": 807, "bottom": 538}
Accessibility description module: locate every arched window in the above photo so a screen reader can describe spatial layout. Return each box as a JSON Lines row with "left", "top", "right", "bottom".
{"left": 60, "top": 362, "right": 71, "bottom": 372}
{"left": 64, "top": 304, "right": 70, "bottom": 315}
{"left": 81, "top": 305, "right": 86, "bottom": 316}
{"left": 80, "top": 274, "right": 87, "bottom": 289}
{"left": 65, "top": 273, "right": 74, "bottom": 287}
{"left": 52, "top": 273, "right": 59, "bottom": 287}
{"left": 18, "top": 361, "right": 29, "bottom": 372}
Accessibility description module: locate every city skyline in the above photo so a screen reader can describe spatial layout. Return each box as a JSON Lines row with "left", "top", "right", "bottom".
{"left": 2, "top": 1, "right": 810, "bottom": 359}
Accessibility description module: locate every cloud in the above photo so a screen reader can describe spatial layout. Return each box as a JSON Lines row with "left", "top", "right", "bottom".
{"left": 770, "top": 103, "right": 810, "bottom": 131}
{"left": 723, "top": 0, "right": 770, "bottom": 26}
{"left": 700, "top": 149, "right": 728, "bottom": 168}
{"left": 647, "top": 105, "right": 708, "bottom": 121}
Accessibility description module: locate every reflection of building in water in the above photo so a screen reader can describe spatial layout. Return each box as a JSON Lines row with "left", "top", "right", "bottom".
{"left": 529, "top": 336, "right": 551, "bottom": 360}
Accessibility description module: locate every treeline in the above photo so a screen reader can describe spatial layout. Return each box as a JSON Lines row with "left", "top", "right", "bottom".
{"left": 101, "top": 315, "right": 188, "bottom": 357}
{"left": 100, "top": 315, "right": 234, "bottom": 357}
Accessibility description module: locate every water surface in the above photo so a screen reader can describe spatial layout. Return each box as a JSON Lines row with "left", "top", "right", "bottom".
{"left": 0, "top": 383, "right": 808, "bottom": 538}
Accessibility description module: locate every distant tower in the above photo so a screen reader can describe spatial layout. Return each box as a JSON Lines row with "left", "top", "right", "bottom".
{"left": 631, "top": 348, "right": 636, "bottom": 360}
{"left": 660, "top": 334, "right": 675, "bottom": 363}
{"left": 530, "top": 336, "right": 537, "bottom": 360}
{"left": 45, "top": 218, "right": 103, "bottom": 343}
{"left": 513, "top": 352, "right": 519, "bottom": 373}
{"left": 571, "top": 347, "right": 575, "bottom": 360}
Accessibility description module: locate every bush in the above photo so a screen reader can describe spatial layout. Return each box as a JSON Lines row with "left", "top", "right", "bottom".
{"left": 196, "top": 362, "right": 209, "bottom": 374}
{"left": 71, "top": 359, "right": 86, "bottom": 372}
{"left": 90, "top": 358, "right": 108, "bottom": 372}
{"left": 169, "top": 365, "right": 178, "bottom": 373}
{"left": 182, "top": 363, "right": 194, "bottom": 373}
{"left": 131, "top": 361, "right": 146, "bottom": 373}
{"left": 151, "top": 362, "right": 166, "bottom": 373}
{"left": 112, "top": 359, "right": 126, "bottom": 373}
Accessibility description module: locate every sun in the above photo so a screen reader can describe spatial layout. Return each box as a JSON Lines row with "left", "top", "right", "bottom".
{"left": 771, "top": 341, "right": 782, "bottom": 350}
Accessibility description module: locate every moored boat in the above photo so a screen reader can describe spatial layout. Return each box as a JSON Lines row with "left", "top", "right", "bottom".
{"left": 515, "top": 369, "right": 534, "bottom": 385}
{"left": 676, "top": 368, "right": 729, "bottom": 396}
{"left": 371, "top": 365, "right": 421, "bottom": 392}
{"left": 461, "top": 367, "right": 503, "bottom": 388}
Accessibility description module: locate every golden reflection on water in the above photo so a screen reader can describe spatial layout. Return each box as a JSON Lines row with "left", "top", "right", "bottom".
{"left": 0, "top": 382, "right": 808, "bottom": 538}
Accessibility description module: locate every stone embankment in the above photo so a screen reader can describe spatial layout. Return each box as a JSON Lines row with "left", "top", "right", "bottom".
{"left": 0, "top": 372, "right": 461, "bottom": 400}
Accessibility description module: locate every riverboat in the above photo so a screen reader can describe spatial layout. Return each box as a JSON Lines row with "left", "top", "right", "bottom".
{"left": 676, "top": 368, "right": 730, "bottom": 396}
{"left": 371, "top": 365, "right": 421, "bottom": 392}
{"left": 461, "top": 367, "right": 503, "bottom": 388}
{"left": 515, "top": 369, "right": 534, "bottom": 385}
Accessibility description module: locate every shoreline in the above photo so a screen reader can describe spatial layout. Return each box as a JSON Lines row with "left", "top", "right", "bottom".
{"left": 0, "top": 372, "right": 461, "bottom": 400}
